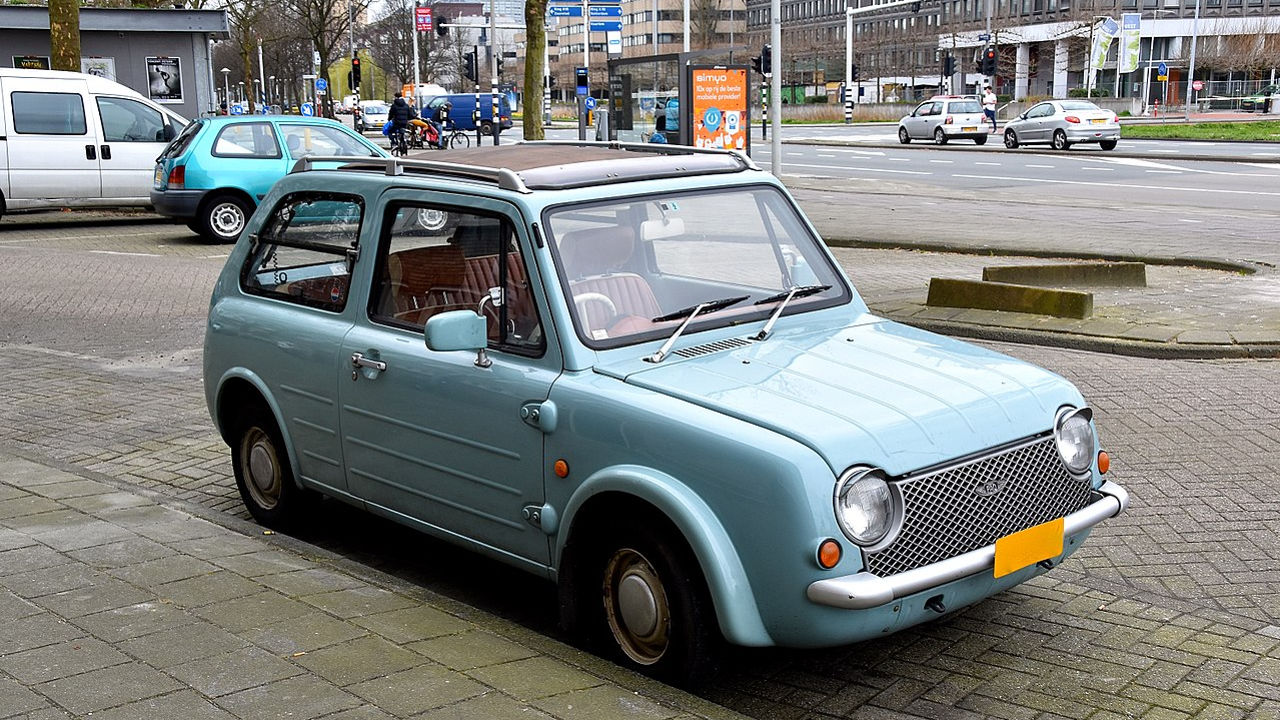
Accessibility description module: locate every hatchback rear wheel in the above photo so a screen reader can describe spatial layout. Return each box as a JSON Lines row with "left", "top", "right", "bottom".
{"left": 933, "top": 127, "right": 948, "bottom": 145}
{"left": 1099, "top": 139, "right": 1117, "bottom": 151}
{"left": 198, "top": 194, "right": 251, "bottom": 243}
{"left": 974, "top": 135, "right": 987, "bottom": 146}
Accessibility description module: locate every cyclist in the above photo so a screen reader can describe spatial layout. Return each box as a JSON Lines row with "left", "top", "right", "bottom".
{"left": 387, "top": 91, "right": 416, "bottom": 155}
{"left": 426, "top": 100, "right": 453, "bottom": 149}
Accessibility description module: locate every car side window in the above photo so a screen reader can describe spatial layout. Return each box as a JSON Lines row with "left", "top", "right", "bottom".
{"left": 240, "top": 193, "right": 363, "bottom": 312}
{"left": 96, "top": 96, "right": 167, "bottom": 142}
{"left": 1031, "top": 104, "right": 1053, "bottom": 118}
{"left": 12, "top": 92, "right": 87, "bottom": 135}
{"left": 371, "top": 204, "right": 544, "bottom": 354}
{"left": 912, "top": 102, "right": 929, "bottom": 117}
{"left": 279, "top": 124, "right": 375, "bottom": 158}
{"left": 213, "top": 122, "right": 281, "bottom": 158}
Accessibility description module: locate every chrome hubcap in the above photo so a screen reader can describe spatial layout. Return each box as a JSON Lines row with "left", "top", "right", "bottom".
{"left": 604, "top": 548, "right": 670, "bottom": 665}
{"left": 241, "top": 428, "right": 279, "bottom": 509}
{"left": 211, "top": 203, "right": 244, "bottom": 238}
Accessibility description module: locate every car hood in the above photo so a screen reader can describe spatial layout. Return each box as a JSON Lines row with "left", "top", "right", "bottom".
{"left": 594, "top": 319, "right": 1083, "bottom": 476}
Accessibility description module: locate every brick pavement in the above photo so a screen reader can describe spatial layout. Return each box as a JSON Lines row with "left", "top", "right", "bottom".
{"left": 1, "top": 213, "right": 1279, "bottom": 718}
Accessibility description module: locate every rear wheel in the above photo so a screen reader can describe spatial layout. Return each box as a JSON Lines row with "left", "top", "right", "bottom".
{"left": 1099, "top": 139, "right": 1117, "bottom": 151}
{"left": 198, "top": 194, "right": 251, "bottom": 243}
{"left": 1004, "top": 129, "right": 1020, "bottom": 149}
{"left": 1052, "top": 129, "right": 1071, "bottom": 150}
{"left": 448, "top": 131, "right": 471, "bottom": 149}
{"left": 898, "top": 127, "right": 911, "bottom": 144}
{"left": 974, "top": 135, "right": 988, "bottom": 146}
{"left": 231, "top": 406, "right": 309, "bottom": 529}
{"left": 479, "top": 121, "right": 493, "bottom": 136}
{"left": 933, "top": 127, "right": 948, "bottom": 145}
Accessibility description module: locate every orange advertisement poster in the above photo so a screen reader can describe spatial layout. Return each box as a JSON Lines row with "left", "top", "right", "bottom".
{"left": 691, "top": 67, "right": 748, "bottom": 151}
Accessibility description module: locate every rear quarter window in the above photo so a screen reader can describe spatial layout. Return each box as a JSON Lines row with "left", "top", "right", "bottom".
{"left": 12, "top": 92, "right": 86, "bottom": 135}
{"left": 241, "top": 193, "right": 363, "bottom": 312}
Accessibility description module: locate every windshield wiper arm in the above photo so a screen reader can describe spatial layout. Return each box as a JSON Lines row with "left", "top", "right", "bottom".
{"left": 646, "top": 295, "right": 749, "bottom": 363}
{"left": 752, "top": 284, "right": 831, "bottom": 341}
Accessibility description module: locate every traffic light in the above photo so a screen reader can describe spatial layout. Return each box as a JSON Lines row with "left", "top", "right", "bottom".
{"left": 436, "top": 17, "right": 448, "bottom": 36}
{"left": 548, "top": 75, "right": 557, "bottom": 88}
{"left": 943, "top": 55, "right": 956, "bottom": 76}
{"left": 851, "top": 64, "right": 860, "bottom": 81}
{"left": 981, "top": 45, "right": 997, "bottom": 75}
{"left": 464, "top": 50, "right": 477, "bottom": 82}
{"left": 351, "top": 56, "right": 361, "bottom": 86}
{"left": 751, "top": 54, "right": 763, "bottom": 75}
{"left": 761, "top": 44, "right": 772, "bottom": 76}
{"left": 496, "top": 54, "right": 505, "bottom": 77}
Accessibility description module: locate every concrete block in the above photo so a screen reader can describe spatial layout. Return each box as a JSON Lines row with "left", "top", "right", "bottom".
{"left": 982, "top": 262, "right": 1147, "bottom": 287}
{"left": 927, "top": 278, "right": 1094, "bottom": 319}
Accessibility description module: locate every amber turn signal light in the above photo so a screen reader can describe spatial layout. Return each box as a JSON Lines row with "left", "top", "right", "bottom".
{"left": 1097, "top": 451, "right": 1110, "bottom": 474}
{"left": 553, "top": 459, "right": 569, "bottom": 478}
{"left": 818, "top": 539, "right": 842, "bottom": 569}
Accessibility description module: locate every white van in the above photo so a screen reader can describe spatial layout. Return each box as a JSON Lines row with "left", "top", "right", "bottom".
{"left": 0, "top": 68, "right": 187, "bottom": 218}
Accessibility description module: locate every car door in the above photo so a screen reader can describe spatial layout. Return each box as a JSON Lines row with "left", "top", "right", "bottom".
{"left": 1026, "top": 103, "right": 1054, "bottom": 142}
{"left": 2, "top": 75, "right": 102, "bottom": 201}
{"left": 95, "top": 95, "right": 176, "bottom": 200}
{"left": 339, "top": 191, "right": 558, "bottom": 568}
{"left": 903, "top": 101, "right": 930, "bottom": 138}
{"left": 235, "top": 191, "right": 368, "bottom": 497}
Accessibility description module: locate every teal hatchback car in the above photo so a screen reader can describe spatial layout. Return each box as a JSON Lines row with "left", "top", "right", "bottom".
{"left": 203, "top": 143, "right": 1128, "bottom": 684}
{"left": 151, "top": 115, "right": 385, "bottom": 242}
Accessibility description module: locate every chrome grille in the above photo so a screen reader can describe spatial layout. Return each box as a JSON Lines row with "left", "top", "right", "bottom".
{"left": 865, "top": 436, "right": 1093, "bottom": 578}
{"left": 673, "top": 336, "right": 753, "bottom": 359}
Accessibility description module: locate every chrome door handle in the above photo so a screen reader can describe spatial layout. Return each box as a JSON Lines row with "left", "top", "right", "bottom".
{"left": 351, "top": 352, "right": 387, "bottom": 372}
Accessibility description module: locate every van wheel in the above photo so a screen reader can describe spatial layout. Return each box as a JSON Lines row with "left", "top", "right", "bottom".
{"left": 479, "top": 121, "right": 493, "bottom": 136}
{"left": 570, "top": 514, "right": 722, "bottom": 686}
{"left": 231, "top": 405, "right": 309, "bottom": 529}
{"left": 199, "top": 194, "right": 252, "bottom": 243}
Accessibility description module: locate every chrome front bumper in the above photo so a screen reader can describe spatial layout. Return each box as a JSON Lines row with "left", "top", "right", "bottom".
{"left": 807, "top": 480, "right": 1128, "bottom": 610}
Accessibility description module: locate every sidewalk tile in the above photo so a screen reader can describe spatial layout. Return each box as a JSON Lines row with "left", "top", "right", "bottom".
{"left": 67, "top": 536, "right": 175, "bottom": 569}
{"left": 37, "top": 576, "right": 153, "bottom": 618}
{"left": 35, "top": 661, "right": 183, "bottom": 715}
{"left": 0, "top": 546, "right": 74, "bottom": 576}
{"left": 155, "top": 570, "right": 263, "bottom": 608}
{"left": 168, "top": 646, "right": 302, "bottom": 697}
{"left": 534, "top": 685, "right": 683, "bottom": 720}
{"left": 210, "top": 549, "right": 314, "bottom": 578}
{"left": 301, "top": 585, "right": 418, "bottom": 619}
{"left": 294, "top": 634, "right": 427, "bottom": 686}
{"left": 349, "top": 663, "right": 487, "bottom": 716}
{"left": 351, "top": 604, "right": 472, "bottom": 644}
{"left": 0, "top": 589, "right": 41, "bottom": 621}
{"left": 88, "top": 689, "right": 236, "bottom": 720}
{"left": 215, "top": 674, "right": 363, "bottom": 719}
{"left": 73, "top": 599, "right": 192, "bottom": 643}
{"left": 118, "top": 620, "right": 249, "bottom": 668}
{"left": 2, "top": 560, "right": 104, "bottom": 598}
{"left": 109, "top": 554, "right": 218, "bottom": 587}
{"left": 0, "top": 613, "right": 83, "bottom": 654}
{"left": 0, "top": 675, "right": 52, "bottom": 717}
{"left": 415, "top": 692, "right": 557, "bottom": 720}
{"left": 193, "top": 590, "right": 314, "bottom": 633}
{"left": 467, "top": 656, "right": 605, "bottom": 702}
{"left": 247, "top": 612, "right": 368, "bottom": 655}
{"left": 409, "top": 629, "right": 538, "bottom": 671}
{"left": 258, "top": 567, "right": 368, "bottom": 597}
{"left": 0, "top": 636, "right": 128, "bottom": 684}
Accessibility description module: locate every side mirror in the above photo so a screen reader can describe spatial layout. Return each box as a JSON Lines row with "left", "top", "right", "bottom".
{"left": 424, "top": 310, "right": 487, "bottom": 352}
{"left": 1019, "top": 113, "right": 1028, "bottom": 120}
{"left": 162, "top": 124, "right": 176, "bottom": 141}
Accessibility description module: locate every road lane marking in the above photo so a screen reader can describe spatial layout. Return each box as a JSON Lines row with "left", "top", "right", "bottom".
{"left": 952, "top": 173, "right": 1280, "bottom": 196}
{"left": 1145, "top": 169, "right": 1183, "bottom": 173}
{"left": 929, "top": 159, "right": 954, "bottom": 164}
{"left": 1026, "top": 164, "right": 1054, "bottom": 168}
{"left": 788, "top": 163, "right": 931, "bottom": 175}
{"left": 975, "top": 161, "right": 1001, "bottom": 166}
{"left": 90, "top": 250, "right": 160, "bottom": 257}
{"left": 1082, "top": 167, "right": 1114, "bottom": 171}
{"left": 1177, "top": 219, "right": 1203, "bottom": 223}
{"left": 889, "top": 158, "right": 911, "bottom": 162}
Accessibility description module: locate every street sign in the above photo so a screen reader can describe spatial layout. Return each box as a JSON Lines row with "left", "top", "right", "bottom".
{"left": 415, "top": 6, "right": 432, "bottom": 31}
{"left": 301, "top": 102, "right": 315, "bottom": 116}
{"left": 259, "top": 106, "right": 269, "bottom": 115}
{"left": 978, "top": 33, "right": 990, "bottom": 41}
{"left": 1157, "top": 62, "right": 1168, "bottom": 81}
{"left": 548, "top": 5, "right": 582, "bottom": 15}
{"left": 1192, "top": 79, "right": 1204, "bottom": 91}
{"left": 231, "top": 104, "right": 244, "bottom": 115}
{"left": 584, "top": 96, "right": 596, "bottom": 110}
{"left": 315, "top": 78, "right": 328, "bottom": 91}
{"left": 589, "top": 20, "right": 622, "bottom": 31}
{"left": 588, "top": 5, "right": 621, "bottom": 15}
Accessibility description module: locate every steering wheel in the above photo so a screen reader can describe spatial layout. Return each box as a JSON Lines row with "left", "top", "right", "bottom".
{"left": 574, "top": 292, "right": 617, "bottom": 326}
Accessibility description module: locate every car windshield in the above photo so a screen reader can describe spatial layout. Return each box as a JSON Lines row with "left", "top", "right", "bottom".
{"left": 545, "top": 185, "right": 850, "bottom": 348}
{"left": 1059, "top": 101, "right": 1101, "bottom": 111}
{"left": 949, "top": 101, "right": 982, "bottom": 113}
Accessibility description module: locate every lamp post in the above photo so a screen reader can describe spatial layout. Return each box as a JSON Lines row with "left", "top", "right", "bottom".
{"left": 1184, "top": 0, "right": 1201, "bottom": 121}
{"left": 238, "top": 81, "right": 245, "bottom": 104}
{"left": 268, "top": 75, "right": 275, "bottom": 107}
{"left": 220, "top": 67, "right": 230, "bottom": 114}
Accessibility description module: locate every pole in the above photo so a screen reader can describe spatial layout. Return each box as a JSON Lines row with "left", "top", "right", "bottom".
{"left": 544, "top": 23, "right": 552, "bottom": 126}
{"left": 411, "top": 2, "right": 420, "bottom": 95}
{"left": 844, "top": 7, "right": 853, "bottom": 124}
{"left": 257, "top": 39, "right": 265, "bottom": 109}
{"left": 1184, "top": 0, "right": 1200, "bottom": 121}
{"left": 490, "top": 0, "right": 500, "bottom": 145}
{"left": 474, "top": 44, "right": 483, "bottom": 146}
{"left": 652, "top": 0, "right": 658, "bottom": 56}
{"left": 221, "top": 68, "right": 230, "bottom": 114}
{"left": 769, "top": 0, "right": 780, "bottom": 175}
{"left": 683, "top": 0, "right": 690, "bottom": 52}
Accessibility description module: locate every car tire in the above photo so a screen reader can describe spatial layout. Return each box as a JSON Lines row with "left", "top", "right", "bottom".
{"left": 1099, "top": 139, "right": 1117, "bottom": 151}
{"left": 974, "top": 135, "right": 987, "bottom": 146}
{"left": 198, "top": 194, "right": 252, "bottom": 243}
{"left": 898, "top": 127, "right": 911, "bottom": 144}
{"left": 479, "top": 121, "right": 493, "bottom": 137}
{"left": 934, "top": 127, "right": 948, "bottom": 145}
{"left": 569, "top": 513, "right": 722, "bottom": 686}
{"left": 1052, "top": 129, "right": 1070, "bottom": 151}
{"left": 231, "top": 405, "right": 310, "bottom": 529}
{"left": 1004, "top": 129, "right": 1019, "bottom": 149}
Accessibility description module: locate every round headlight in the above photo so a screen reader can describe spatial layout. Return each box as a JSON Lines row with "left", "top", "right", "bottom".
{"left": 834, "top": 468, "right": 894, "bottom": 546}
{"left": 1055, "top": 408, "right": 1096, "bottom": 476}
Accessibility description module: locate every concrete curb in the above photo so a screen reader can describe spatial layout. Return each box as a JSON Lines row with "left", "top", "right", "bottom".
{"left": 784, "top": 136, "right": 1280, "bottom": 163}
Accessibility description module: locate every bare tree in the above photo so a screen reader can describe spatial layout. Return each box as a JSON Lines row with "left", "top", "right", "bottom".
{"left": 691, "top": 0, "right": 722, "bottom": 50}
{"left": 49, "top": 0, "right": 80, "bottom": 71}
{"left": 523, "top": 0, "right": 549, "bottom": 140}
{"left": 285, "top": 0, "right": 371, "bottom": 116}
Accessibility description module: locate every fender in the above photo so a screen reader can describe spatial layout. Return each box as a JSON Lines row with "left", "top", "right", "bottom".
{"left": 213, "top": 367, "right": 306, "bottom": 492}
{"left": 554, "top": 464, "right": 775, "bottom": 648}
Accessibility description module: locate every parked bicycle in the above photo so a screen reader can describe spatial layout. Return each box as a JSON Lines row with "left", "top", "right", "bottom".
{"left": 420, "top": 120, "right": 470, "bottom": 150}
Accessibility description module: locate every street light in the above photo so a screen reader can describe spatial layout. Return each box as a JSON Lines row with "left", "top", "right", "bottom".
{"left": 220, "top": 67, "right": 230, "bottom": 113}
{"left": 268, "top": 75, "right": 275, "bottom": 106}
{"left": 1184, "top": 0, "right": 1201, "bottom": 121}
{"left": 238, "top": 81, "right": 244, "bottom": 104}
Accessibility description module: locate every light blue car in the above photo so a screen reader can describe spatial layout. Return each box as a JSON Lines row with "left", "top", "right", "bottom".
{"left": 151, "top": 115, "right": 385, "bottom": 242}
{"left": 203, "top": 143, "right": 1128, "bottom": 684}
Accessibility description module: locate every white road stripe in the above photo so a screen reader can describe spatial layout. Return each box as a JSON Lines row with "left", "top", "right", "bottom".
{"left": 1026, "top": 164, "right": 1054, "bottom": 168}
{"left": 1145, "top": 169, "right": 1182, "bottom": 174}
{"left": 952, "top": 172, "right": 1280, "bottom": 196}
{"left": 975, "top": 161, "right": 1001, "bottom": 166}
{"left": 788, "top": 163, "right": 931, "bottom": 175}
{"left": 929, "top": 159, "right": 954, "bottom": 164}
{"left": 90, "top": 250, "right": 160, "bottom": 257}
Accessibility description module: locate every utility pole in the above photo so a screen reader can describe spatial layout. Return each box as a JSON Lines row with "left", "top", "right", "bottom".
{"left": 490, "top": 0, "right": 500, "bottom": 145}
{"left": 770, "top": 0, "right": 780, "bottom": 175}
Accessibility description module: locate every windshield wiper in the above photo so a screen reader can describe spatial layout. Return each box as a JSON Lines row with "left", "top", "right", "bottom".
{"left": 752, "top": 284, "right": 831, "bottom": 341}
{"left": 646, "top": 295, "right": 749, "bottom": 363}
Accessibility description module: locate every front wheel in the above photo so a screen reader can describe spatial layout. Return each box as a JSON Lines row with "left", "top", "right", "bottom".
{"left": 974, "top": 135, "right": 988, "bottom": 146}
{"left": 231, "top": 406, "right": 309, "bottom": 529}
{"left": 447, "top": 131, "right": 471, "bottom": 149}
{"left": 1052, "top": 129, "right": 1071, "bottom": 150}
{"left": 1004, "top": 129, "right": 1020, "bottom": 149}
{"left": 198, "top": 194, "right": 251, "bottom": 243}
{"left": 898, "top": 127, "right": 911, "bottom": 144}
{"left": 933, "top": 127, "right": 948, "bottom": 145}
{"left": 1099, "top": 139, "right": 1117, "bottom": 151}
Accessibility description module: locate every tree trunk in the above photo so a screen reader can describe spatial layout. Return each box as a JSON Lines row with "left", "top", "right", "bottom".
{"left": 523, "top": 0, "right": 548, "bottom": 140}
{"left": 49, "top": 0, "right": 82, "bottom": 72}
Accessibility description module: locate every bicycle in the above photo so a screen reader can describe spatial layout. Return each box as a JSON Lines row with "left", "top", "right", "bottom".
{"left": 388, "top": 126, "right": 409, "bottom": 157}
{"left": 423, "top": 120, "right": 470, "bottom": 150}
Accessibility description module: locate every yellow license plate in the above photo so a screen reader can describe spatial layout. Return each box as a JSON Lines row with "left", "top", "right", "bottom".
{"left": 993, "top": 517, "right": 1063, "bottom": 578}
{"left": 1091, "top": 118, "right": 1107, "bottom": 124}
{"left": 962, "top": 126, "right": 978, "bottom": 132}
{"left": 154, "top": 165, "right": 164, "bottom": 184}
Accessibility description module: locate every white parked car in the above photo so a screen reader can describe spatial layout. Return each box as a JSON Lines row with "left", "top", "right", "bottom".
{"left": 898, "top": 96, "right": 988, "bottom": 145}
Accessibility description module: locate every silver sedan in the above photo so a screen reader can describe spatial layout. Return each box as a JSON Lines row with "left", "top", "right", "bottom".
{"left": 1002, "top": 99, "right": 1120, "bottom": 151}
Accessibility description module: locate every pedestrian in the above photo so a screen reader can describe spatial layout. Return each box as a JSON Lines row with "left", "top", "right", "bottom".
{"left": 982, "top": 85, "right": 998, "bottom": 133}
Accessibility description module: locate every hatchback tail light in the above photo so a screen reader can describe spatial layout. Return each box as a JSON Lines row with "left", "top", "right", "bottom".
{"left": 944, "top": 115, "right": 954, "bottom": 124}
{"left": 167, "top": 165, "right": 185, "bottom": 189}
{"left": 1064, "top": 115, "right": 1081, "bottom": 123}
